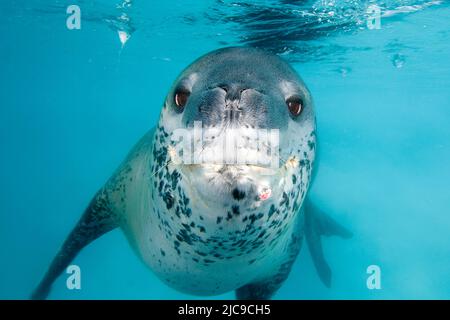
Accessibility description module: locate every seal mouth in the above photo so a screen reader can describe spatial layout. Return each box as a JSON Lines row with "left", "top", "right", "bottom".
{"left": 167, "top": 144, "right": 280, "bottom": 175}
{"left": 169, "top": 152, "right": 299, "bottom": 209}
{"left": 166, "top": 142, "right": 300, "bottom": 206}
{"left": 184, "top": 163, "right": 276, "bottom": 175}
{"left": 180, "top": 163, "right": 276, "bottom": 186}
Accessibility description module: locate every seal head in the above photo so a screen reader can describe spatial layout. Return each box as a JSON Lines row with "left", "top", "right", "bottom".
{"left": 158, "top": 47, "right": 316, "bottom": 211}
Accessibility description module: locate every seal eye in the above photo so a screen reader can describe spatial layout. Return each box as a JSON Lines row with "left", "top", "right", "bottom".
{"left": 286, "top": 96, "right": 303, "bottom": 117}
{"left": 174, "top": 90, "right": 190, "bottom": 110}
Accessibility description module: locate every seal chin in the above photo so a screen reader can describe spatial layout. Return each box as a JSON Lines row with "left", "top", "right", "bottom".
{"left": 179, "top": 163, "right": 280, "bottom": 207}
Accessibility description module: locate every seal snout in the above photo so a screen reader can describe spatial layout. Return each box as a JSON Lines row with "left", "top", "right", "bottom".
{"left": 224, "top": 85, "right": 244, "bottom": 123}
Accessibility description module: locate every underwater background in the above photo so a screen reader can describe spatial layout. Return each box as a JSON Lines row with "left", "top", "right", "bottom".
{"left": 1, "top": 0, "right": 449, "bottom": 299}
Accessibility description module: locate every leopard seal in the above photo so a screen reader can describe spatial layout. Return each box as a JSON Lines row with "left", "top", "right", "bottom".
{"left": 32, "top": 47, "right": 351, "bottom": 300}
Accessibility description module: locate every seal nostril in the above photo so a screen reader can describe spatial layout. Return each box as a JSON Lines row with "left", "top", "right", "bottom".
{"left": 218, "top": 85, "right": 228, "bottom": 93}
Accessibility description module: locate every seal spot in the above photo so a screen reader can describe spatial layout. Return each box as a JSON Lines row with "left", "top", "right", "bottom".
{"left": 232, "top": 188, "right": 246, "bottom": 201}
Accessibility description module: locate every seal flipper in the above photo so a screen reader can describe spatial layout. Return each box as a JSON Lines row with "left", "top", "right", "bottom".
{"left": 305, "top": 199, "right": 352, "bottom": 288}
{"left": 236, "top": 279, "right": 287, "bottom": 300}
{"left": 236, "top": 261, "right": 298, "bottom": 300}
{"left": 31, "top": 188, "right": 119, "bottom": 300}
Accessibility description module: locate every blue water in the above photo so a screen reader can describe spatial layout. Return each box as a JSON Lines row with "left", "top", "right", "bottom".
{"left": 1, "top": 0, "right": 449, "bottom": 299}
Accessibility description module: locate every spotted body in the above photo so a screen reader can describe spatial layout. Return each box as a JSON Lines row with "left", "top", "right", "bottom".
{"left": 116, "top": 119, "right": 314, "bottom": 295}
